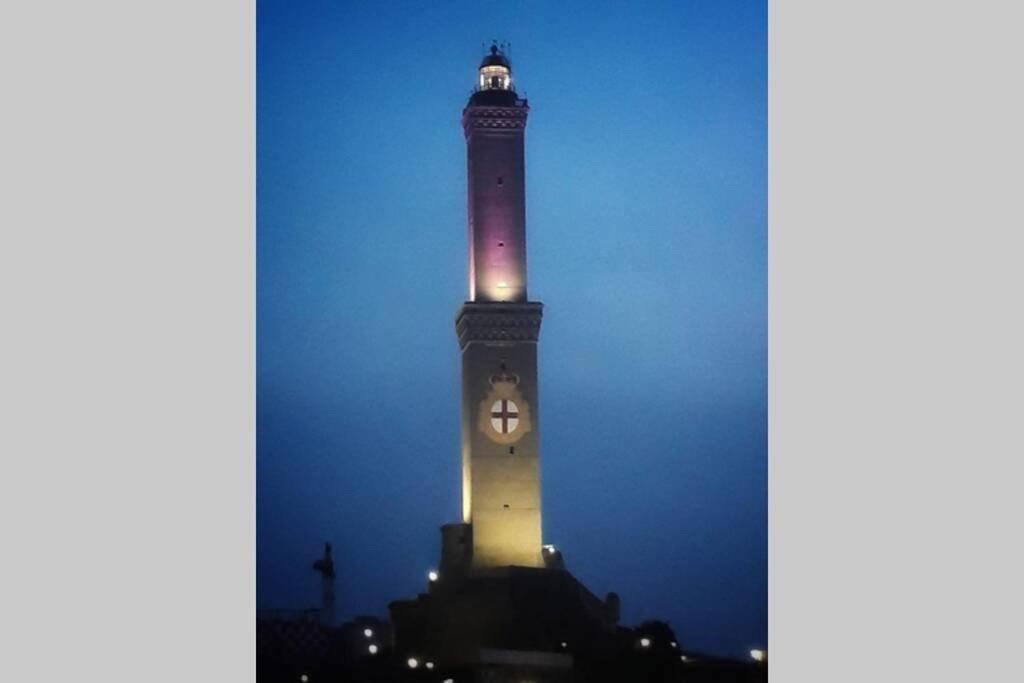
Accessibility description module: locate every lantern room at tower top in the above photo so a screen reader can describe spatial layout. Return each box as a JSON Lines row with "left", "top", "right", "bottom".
{"left": 478, "top": 44, "right": 513, "bottom": 91}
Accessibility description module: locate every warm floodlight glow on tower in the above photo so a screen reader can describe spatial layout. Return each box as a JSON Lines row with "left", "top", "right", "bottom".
{"left": 457, "top": 43, "right": 543, "bottom": 569}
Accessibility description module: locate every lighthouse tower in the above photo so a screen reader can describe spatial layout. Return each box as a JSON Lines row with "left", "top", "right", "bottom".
{"left": 457, "top": 44, "right": 544, "bottom": 569}
{"left": 389, "top": 47, "right": 618, "bottom": 671}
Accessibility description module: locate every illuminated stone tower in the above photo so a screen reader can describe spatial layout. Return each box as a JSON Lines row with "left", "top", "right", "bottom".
{"left": 389, "top": 49, "right": 620, "bottom": 669}
{"left": 456, "top": 45, "right": 544, "bottom": 569}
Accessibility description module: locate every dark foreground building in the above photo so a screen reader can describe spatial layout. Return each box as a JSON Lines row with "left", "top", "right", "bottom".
{"left": 258, "top": 45, "right": 766, "bottom": 683}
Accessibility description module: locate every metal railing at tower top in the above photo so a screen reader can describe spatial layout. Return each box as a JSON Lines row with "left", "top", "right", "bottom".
{"left": 467, "top": 88, "right": 529, "bottom": 102}
{"left": 470, "top": 83, "right": 517, "bottom": 94}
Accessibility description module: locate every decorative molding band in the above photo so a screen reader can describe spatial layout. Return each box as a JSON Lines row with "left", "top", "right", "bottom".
{"left": 455, "top": 302, "right": 544, "bottom": 349}
{"left": 462, "top": 105, "right": 530, "bottom": 134}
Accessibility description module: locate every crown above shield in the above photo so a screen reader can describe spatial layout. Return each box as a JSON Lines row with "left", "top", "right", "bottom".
{"left": 489, "top": 368, "right": 520, "bottom": 387}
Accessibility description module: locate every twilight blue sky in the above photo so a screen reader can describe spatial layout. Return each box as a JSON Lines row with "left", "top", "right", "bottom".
{"left": 258, "top": 0, "right": 766, "bottom": 658}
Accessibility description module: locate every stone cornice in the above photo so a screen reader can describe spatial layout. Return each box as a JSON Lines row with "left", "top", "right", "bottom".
{"left": 462, "top": 103, "right": 530, "bottom": 136}
{"left": 455, "top": 302, "right": 543, "bottom": 349}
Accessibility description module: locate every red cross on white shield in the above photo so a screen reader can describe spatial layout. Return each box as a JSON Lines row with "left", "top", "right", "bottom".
{"left": 490, "top": 399, "right": 520, "bottom": 434}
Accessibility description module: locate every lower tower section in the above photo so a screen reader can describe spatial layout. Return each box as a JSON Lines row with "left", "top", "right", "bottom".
{"left": 456, "top": 302, "right": 544, "bottom": 569}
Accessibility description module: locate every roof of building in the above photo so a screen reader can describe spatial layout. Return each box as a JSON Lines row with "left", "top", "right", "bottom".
{"left": 480, "top": 45, "right": 511, "bottom": 70}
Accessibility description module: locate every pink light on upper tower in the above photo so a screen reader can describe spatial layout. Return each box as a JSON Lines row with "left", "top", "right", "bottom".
{"left": 462, "top": 44, "right": 530, "bottom": 303}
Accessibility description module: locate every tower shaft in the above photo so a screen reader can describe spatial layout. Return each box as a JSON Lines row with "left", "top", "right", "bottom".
{"left": 457, "top": 49, "right": 543, "bottom": 569}
{"left": 465, "top": 102, "right": 529, "bottom": 303}
{"left": 457, "top": 303, "right": 543, "bottom": 568}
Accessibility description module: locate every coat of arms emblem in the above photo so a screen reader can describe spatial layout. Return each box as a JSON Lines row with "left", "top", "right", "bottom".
{"left": 479, "top": 366, "right": 531, "bottom": 445}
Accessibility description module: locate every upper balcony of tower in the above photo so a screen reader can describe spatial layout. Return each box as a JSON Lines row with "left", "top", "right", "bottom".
{"left": 467, "top": 44, "right": 527, "bottom": 108}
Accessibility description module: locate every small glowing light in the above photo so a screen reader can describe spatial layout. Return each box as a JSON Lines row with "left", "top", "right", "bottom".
{"left": 640, "top": 638, "right": 651, "bottom": 648}
{"left": 407, "top": 658, "right": 419, "bottom": 669}
{"left": 480, "top": 65, "right": 512, "bottom": 91}
{"left": 368, "top": 644, "right": 378, "bottom": 655}
{"left": 426, "top": 662, "right": 435, "bottom": 670}
{"left": 300, "top": 675, "right": 308, "bottom": 683}
{"left": 670, "top": 641, "right": 678, "bottom": 648}
{"left": 680, "top": 655, "right": 688, "bottom": 662}
{"left": 543, "top": 544, "right": 556, "bottom": 553}
{"left": 560, "top": 641, "right": 568, "bottom": 649}
{"left": 428, "top": 570, "right": 439, "bottom": 582}
{"left": 443, "top": 679, "right": 455, "bottom": 683}
{"left": 750, "top": 649, "right": 766, "bottom": 662}
{"left": 497, "top": 281, "right": 508, "bottom": 289}
{"left": 363, "top": 628, "right": 373, "bottom": 638}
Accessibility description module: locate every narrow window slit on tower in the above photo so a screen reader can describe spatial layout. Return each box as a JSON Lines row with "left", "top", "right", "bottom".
{"left": 503, "top": 504, "right": 510, "bottom": 509}
{"left": 497, "top": 177, "right": 503, "bottom": 186}
{"left": 509, "top": 446, "right": 515, "bottom": 454}
{"left": 498, "top": 241, "right": 505, "bottom": 247}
